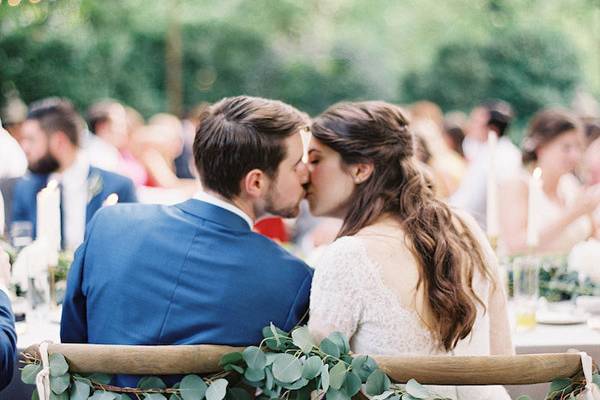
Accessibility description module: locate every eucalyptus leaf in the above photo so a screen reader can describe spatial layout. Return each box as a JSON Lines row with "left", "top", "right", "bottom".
{"left": 549, "top": 378, "right": 572, "bottom": 392}
{"left": 301, "top": 356, "right": 322, "bottom": 379}
{"left": 327, "top": 332, "right": 350, "bottom": 355}
{"left": 50, "top": 392, "right": 69, "bottom": 400}
{"left": 325, "top": 388, "right": 350, "bottom": 400}
{"left": 593, "top": 374, "right": 600, "bottom": 386}
{"left": 329, "top": 361, "right": 347, "bottom": 390}
{"left": 265, "top": 353, "right": 278, "bottom": 366}
{"left": 282, "top": 378, "right": 309, "bottom": 390}
{"left": 70, "top": 380, "right": 91, "bottom": 400}
{"left": 341, "top": 371, "right": 362, "bottom": 397}
{"left": 144, "top": 394, "right": 167, "bottom": 400}
{"left": 244, "top": 367, "right": 266, "bottom": 382}
{"left": 169, "top": 394, "right": 183, "bottom": 400}
{"left": 351, "top": 355, "right": 378, "bottom": 382}
{"left": 227, "top": 388, "right": 252, "bottom": 400}
{"left": 224, "top": 364, "right": 244, "bottom": 374}
{"left": 22, "top": 363, "right": 43, "bottom": 385}
{"left": 180, "top": 374, "right": 207, "bottom": 400}
{"left": 205, "top": 379, "right": 228, "bottom": 400}
{"left": 320, "top": 364, "right": 330, "bottom": 392}
{"left": 243, "top": 346, "right": 267, "bottom": 370}
{"left": 365, "top": 370, "right": 391, "bottom": 396}
{"left": 319, "top": 338, "right": 340, "bottom": 358}
{"left": 516, "top": 396, "right": 532, "bottom": 400}
{"left": 32, "top": 390, "right": 39, "bottom": 400}
{"left": 138, "top": 377, "right": 167, "bottom": 390}
{"left": 88, "top": 392, "right": 118, "bottom": 400}
{"left": 405, "top": 379, "right": 430, "bottom": 399}
{"left": 265, "top": 367, "right": 274, "bottom": 390}
{"left": 291, "top": 326, "right": 315, "bottom": 354}
{"left": 50, "top": 373, "right": 71, "bottom": 394}
{"left": 371, "top": 390, "right": 395, "bottom": 400}
{"left": 88, "top": 373, "right": 112, "bottom": 385}
{"left": 49, "top": 354, "right": 69, "bottom": 377}
{"left": 220, "top": 352, "right": 243, "bottom": 367}
{"left": 272, "top": 354, "right": 302, "bottom": 383}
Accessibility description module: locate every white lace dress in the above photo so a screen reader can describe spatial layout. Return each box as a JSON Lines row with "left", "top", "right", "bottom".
{"left": 308, "top": 235, "right": 512, "bottom": 400}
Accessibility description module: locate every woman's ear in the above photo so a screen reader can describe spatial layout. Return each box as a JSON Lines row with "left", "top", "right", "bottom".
{"left": 351, "top": 163, "right": 374, "bottom": 184}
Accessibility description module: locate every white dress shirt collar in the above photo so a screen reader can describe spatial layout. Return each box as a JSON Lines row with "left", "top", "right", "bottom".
{"left": 193, "top": 190, "right": 254, "bottom": 228}
{"left": 49, "top": 152, "right": 90, "bottom": 251}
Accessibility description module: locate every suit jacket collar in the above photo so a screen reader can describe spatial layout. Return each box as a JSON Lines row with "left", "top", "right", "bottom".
{"left": 175, "top": 199, "right": 252, "bottom": 232}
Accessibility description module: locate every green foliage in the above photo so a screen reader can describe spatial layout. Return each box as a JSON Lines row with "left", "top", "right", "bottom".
{"left": 19, "top": 324, "right": 600, "bottom": 400}
{"left": 2, "top": 1, "right": 595, "bottom": 119}
{"left": 505, "top": 255, "right": 600, "bottom": 301}
{"left": 402, "top": 25, "right": 581, "bottom": 139}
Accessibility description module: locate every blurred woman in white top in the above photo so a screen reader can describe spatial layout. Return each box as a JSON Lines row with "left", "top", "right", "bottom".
{"left": 499, "top": 109, "right": 600, "bottom": 255}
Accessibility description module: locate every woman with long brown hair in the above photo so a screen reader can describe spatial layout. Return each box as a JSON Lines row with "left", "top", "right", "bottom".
{"left": 306, "top": 101, "right": 513, "bottom": 399}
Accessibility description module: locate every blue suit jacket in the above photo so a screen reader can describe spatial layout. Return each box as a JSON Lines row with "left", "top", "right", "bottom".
{"left": 0, "top": 291, "right": 16, "bottom": 391}
{"left": 11, "top": 166, "right": 137, "bottom": 243}
{"left": 60, "top": 200, "right": 313, "bottom": 387}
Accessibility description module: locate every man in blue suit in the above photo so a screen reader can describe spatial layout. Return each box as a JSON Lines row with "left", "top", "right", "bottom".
{"left": 61, "top": 96, "right": 313, "bottom": 387}
{"left": 11, "top": 98, "right": 137, "bottom": 251}
{"left": 0, "top": 251, "right": 16, "bottom": 390}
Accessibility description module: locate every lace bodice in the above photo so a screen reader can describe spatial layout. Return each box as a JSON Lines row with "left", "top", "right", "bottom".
{"left": 308, "top": 233, "right": 511, "bottom": 400}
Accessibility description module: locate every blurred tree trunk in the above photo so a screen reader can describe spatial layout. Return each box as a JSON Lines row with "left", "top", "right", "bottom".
{"left": 166, "top": 0, "right": 183, "bottom": 117}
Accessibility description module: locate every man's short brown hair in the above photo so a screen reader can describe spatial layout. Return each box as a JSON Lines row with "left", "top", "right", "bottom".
{"left": 193, "top": 96, "right": 307, "bottom": 199}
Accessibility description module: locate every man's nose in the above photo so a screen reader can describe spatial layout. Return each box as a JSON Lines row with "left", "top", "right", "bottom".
{"left": 298, "top": 162, "right": 309, "bottom": 184}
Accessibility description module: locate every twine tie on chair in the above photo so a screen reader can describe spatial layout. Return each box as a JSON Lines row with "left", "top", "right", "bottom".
{"left": 35, "top": 341, "right": 52, "bottom": 400}
{"left": 579, "top": 351, "right": 600, "bottom": 400}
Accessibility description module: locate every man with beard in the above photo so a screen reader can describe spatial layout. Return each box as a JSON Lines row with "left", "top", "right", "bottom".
{"left": 11, "top": 98, "right": 137, "bottom": 251}
{"left": 60, "top": 96, "right": 313, "bottom": 388}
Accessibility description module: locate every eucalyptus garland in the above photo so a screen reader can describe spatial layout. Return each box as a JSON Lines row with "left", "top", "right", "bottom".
{"left": 20, "top": 325, "right": 451, "bottom": 400}
{"left": 20, "top": 324, "right": 597, "bottom": 400}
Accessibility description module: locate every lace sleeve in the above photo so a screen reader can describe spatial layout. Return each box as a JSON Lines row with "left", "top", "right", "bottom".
{"left": 308, "top": 237, "right": 366, "bottom": 343}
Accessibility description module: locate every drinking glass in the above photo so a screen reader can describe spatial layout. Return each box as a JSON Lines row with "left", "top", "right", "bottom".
{"left": 513, "top": 256, "right": 540, "bottom": 330}
{"left": 10, "top": 220, "right": 33, "bottom": 250}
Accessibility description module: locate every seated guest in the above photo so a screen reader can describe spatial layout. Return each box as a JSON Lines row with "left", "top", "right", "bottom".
{"left": 583, "top": 119, "right": 600, "bottom": 185}
{"left": 583, "top": 119, "right": 600, "bottom": 237}
{"left": 499, "top": 109, "right": 600, "bottom": 255}
{"left": 86, "top": 100, "right": 148, "bottom": 187}
{"left": 61, "top": 96, "right": 313, "bottom": 388}
{"left": 0, "top": 122, "right": 27, "bottom": 180}
{"left": 0, "top": 250, "right": 16, "bottom": 391}
{"left": 450, "top": 100, "right": 521, "bottom": 230}
{"left": 409, "top": 101, "right": 466, "bottom": 197}
{"left": 12, "top": 98, "right": 137, "bottom": 251}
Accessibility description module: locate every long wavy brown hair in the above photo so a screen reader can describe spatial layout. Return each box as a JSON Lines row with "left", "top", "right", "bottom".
{"left": 311, "top": 101, "right": 494, "bottom": 351}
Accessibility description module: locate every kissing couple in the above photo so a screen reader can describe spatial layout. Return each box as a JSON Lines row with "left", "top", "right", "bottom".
{"left": 61, "top": 96, "right": 513, "bottom": 399}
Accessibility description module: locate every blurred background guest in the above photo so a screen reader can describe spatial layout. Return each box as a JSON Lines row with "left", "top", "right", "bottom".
{"left": 499, "top": 108, "right": 600, "bottom": 255}
{"left": 0, "top": 249, "right": 16, "bottom": 391}
{"left": 450, "top": 100, "right": 521, "bottom": 230}
{"left": 86, "top": 100, "right": 148, "bottom": 187}
{"left": 583, "top": 119, "right": 600, "bottom": 185}
{"left": 132, "top": 113, "right": 198, "bottom": 192}
{"left": 442, "top": 111, "right": 467, "bottom": 159}
{"left": 0, "top": 122, "right": 26, "bottom": 180}
{"left": 409, "top": 101, "right": 466, "bottom": 197}
{"left": 11, "top": 98, "right": 137, "bottom": 251}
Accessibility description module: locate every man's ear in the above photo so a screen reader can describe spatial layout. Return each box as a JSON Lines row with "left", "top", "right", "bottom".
{"left": 241, "top": 169, "right": 268, "bottom": 199}
{"left": 350, "top": 163, "right": 374, "bottom": 184}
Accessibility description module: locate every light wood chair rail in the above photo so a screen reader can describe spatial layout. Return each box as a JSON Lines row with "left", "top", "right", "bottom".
{"left": 24, "top": 344, "right": 583, "bottom": 386}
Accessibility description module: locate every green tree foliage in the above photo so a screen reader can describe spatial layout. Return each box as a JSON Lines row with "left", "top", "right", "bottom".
{"left": 403, "top": 27, "right": 581, "bottom": 121}
{"left": 0, "top": 0, "right": 597, "bottom": 119}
